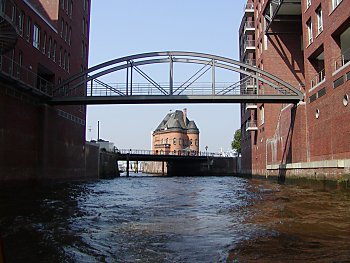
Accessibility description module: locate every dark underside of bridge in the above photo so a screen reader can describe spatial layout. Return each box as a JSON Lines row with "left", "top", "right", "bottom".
{"left": 116, "top": 153, "right": 239, "bottom": 176}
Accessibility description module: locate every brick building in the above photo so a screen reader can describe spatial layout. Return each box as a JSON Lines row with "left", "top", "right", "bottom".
{"left": 239, "top": 0, "right": 350, "bottom": 178}
{"left": 152, "top": 109, "right": 200, "bottom": 155}
{"left": 0, "top": 0, "right": 93, "bottom": 181}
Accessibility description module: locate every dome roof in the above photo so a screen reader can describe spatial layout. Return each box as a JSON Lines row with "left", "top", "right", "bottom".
{"left": 187, "top": 120, "right": 199, "bottom": 131}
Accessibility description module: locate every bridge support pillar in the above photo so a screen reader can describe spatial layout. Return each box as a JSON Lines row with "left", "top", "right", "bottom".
{"left": 126, "top": 154, "right": 130, "bottom": 177}
{"left": 162, "top": 161, "right": 165, "bottom": 176}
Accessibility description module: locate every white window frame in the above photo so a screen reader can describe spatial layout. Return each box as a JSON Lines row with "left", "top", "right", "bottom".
{"left": 306, "top": 0, "right": 311, "bottom": 9}
{"left": 332, "top": 0, "right": 342, "bottom": 10}
{"left": 259, "top": 105, "right": 265, "bottom": 125}
{"left": 33, "top": 24, "right": 40, "bottom": 49}
{"left": 317, "top": 7, "right": 323, "bottom": 34}
{"left": 307, "top": 19, "right": 313, "bottom": 45}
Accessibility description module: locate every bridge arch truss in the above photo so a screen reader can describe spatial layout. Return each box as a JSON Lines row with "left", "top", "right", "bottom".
{"left": 51, "top": 51, "right": 304, "bottom": 105}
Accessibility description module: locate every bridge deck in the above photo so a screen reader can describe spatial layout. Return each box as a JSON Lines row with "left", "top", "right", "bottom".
{"left": 50, "top": 94, "right": 301, "bottom": 105}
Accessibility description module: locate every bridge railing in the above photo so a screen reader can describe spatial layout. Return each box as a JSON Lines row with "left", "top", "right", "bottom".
{"left": 116, "top": 148, "right": 219, "bottom": 157}
{"left": 87, "top": 81, "right": 263, "bottom": 97}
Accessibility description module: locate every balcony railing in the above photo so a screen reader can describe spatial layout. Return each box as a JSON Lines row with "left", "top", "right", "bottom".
{"left": 246, "top": 120, "right": 258, "bottom": 131}
{"left": 246, "top": 103, "right": 257, "bottom": 110}
{"left": 244, "top": 21, "right": 255, "bottom": 35}
{"left": 310, "top": 68, "right": 325, "bottom": 89}
{"left": 244, "top": 2, "right": 254, "bottom": 11}
{"left": 244, "top": 59, "right": 256, "bottom": 66}
{"left": 0, "top": 54, "right": 53, "bottom": 96}
{"left": 243, "top": 40, "right": 256, "bottom": 52}
{"left": 334, "top": 48, "right": 350, "bottom": 72}
{"left": 244, "top": 21, "right": 255, "bottom": 29}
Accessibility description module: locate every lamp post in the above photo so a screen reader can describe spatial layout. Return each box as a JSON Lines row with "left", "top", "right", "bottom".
{"left": 97, "top": 121, "right": 100, "bottom": 141}
{"left": 205, "top": 145, "right": 208, "bottom": 156}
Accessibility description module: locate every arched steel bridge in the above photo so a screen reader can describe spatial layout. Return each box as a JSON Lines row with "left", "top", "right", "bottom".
{"left": 50, "top": 51, "right": 304, "bottom": 105}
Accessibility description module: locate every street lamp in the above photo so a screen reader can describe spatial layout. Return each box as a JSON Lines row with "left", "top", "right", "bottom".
{"left": 205, "top": 145, "right": 208, "bottom": 155}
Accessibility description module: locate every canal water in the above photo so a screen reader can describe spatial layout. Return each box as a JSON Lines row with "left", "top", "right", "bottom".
{"left": 0, "top": 174, "right": 350, "bottom": 262}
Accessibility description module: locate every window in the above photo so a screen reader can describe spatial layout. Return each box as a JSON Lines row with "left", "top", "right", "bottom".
{"left": 317, "top": 7, "right": 323, "bottom": 34}
{"left": 67, "top": 54, "right": 70, "bottom": 72}
{"left": 65, "top": 0, "right": 69, "bottom": 13}
{"left": 26, "top": 17, "right": 31, "bottom": 41}
{"left": 259, "top": 105, "right": 265, "bottom": 125}
{"left": 11, "top": 5, "right": 16, "bottom": 22}
{"left": 61, "top": 0, "right": 65, "bottom": 9}
{"left": 42, "top": 32, "right": 47, "bottom": 53}
{"left": 173, "top": 138, "right": 176, "bottom": 145}
{"left": 63, "top": 50, "right": 67, "bottom": 70}
{"left": 33, "top": 24, "right": 40, "bottom": 49}
{"left": 48, "top": 37, "right": 52, "bottom": 58}
{"left": 19, "top": 11, "right": 24, "bottom": 35}
{"left": 60, "top": 19, "right": 64, "bottom": 38}
{"left": 179, "top": 138, "right": 182, "bottom": 145}
{"left": 190, "top": 139, "right": 193, "bottom": 145}
{"left": 65, "top": 22, "right": 68, "bottom": 41}
{"left": 70, "top": 1, "right": 73, "bottom": 17}
{"left": 68, "top": 27, "right": 72, "bottom": 45}
{"left": 19, "top": 50, "right": 23, "bottom": 67}
{"left": 332, "top": 0, "right": 342, "bottom": 10}
{"left": 53, "top": 41, "right": 57, "bottom": 61}
{"left": 307, "top": 19, "right": 313, "bottom": 45}
{"left": 59, "top": 46, "right": 62, "bottom": 66}
{"left": 306, "top": 0, "right": 311, "bottom": 9}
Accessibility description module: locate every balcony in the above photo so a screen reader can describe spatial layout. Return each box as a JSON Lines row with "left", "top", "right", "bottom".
{"left": 246, "top": 120, "right": 258, "bottom": 131}
{"left": 246, "top": 103, "right": 258, "bottom": 110}
{"left": 244, "top": 2, "right": 254, "bottom": 15}
{"left": 243, "top": 58, "right": 256, "bottom": 67}
{"left": 243, "top": 21, "right": 255, "bottom": 35}
{"left": 334, "top": 48, "right": 350, "bottom": 72}
{"left": 243, "top": 40, "right": 256, "bottom": 53}
{"left": 0, "top": 54, "right": 53, "bottom": 96}
{"left": 264, "top": 0, "right": 302, "bottom": 34}
{"left": 241, "top": 79, "right": 258, "bottom": 95}
{"left": 310, "top": 68, "right": 325, "bottom": 90}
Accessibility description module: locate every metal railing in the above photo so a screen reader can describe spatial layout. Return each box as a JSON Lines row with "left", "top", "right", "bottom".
{"left": 334, "top": 48, "right": 350, "bottom": 71}
{"left": 88, "top": 81, "right": 255, "bottom": 97}
{"left": 244, "top": 21, "right": 255, "bottom": 30}
{"left": 244, "top": 59, "right": 256, "bottom": 66}
{"left": 0, "top": 54, "right": 54, "bottom": 96}
{"left": 244, "top": 40, "right": 256, "bottom": 51}
{"left": 310, "top": 68, "right": 325, "bottom": 89}
{"left": 117, "top": 148, "right": 218, "bottom": 157}
{"left": 246, "top": 120, "right": 258, "bottom": 130}
{"left": 244, "top": 2, "right": 254, "bottom": 11}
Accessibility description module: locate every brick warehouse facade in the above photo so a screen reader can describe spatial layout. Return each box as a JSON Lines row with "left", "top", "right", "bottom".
{"left": 240, "top": 0, "right": 350, "bottom": 179}
{"left": 0, "top": 0, "right": 95, "bottom": 181}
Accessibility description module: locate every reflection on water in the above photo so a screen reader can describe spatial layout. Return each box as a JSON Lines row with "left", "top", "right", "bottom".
{"left": 0, "top": 174, "right": 349, "bottom": 262}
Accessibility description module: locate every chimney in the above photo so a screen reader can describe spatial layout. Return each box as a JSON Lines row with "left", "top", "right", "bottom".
{"left": 183, "top": 108, "right": 187, "bottom": 124}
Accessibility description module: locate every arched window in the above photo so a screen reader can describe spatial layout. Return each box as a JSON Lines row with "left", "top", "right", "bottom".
{"left": 166, "top": 138, "right": 168, "bottom": 144}
{"left": 190, "top": 139, "right": 193, "bottom": 145}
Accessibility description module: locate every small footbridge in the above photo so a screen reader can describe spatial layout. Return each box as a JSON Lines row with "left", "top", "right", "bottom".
{"left": 115, "top": 149, "right": 239, "bottom": 177}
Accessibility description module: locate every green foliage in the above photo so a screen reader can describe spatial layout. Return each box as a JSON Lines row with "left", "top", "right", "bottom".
{"left": 231, "top": 129, "right": 241, "bottom": 153}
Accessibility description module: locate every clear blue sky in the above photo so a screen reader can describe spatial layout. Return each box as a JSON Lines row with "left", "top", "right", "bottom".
{"left": 86, "top": 0, "right": 246, "bottom": 152}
